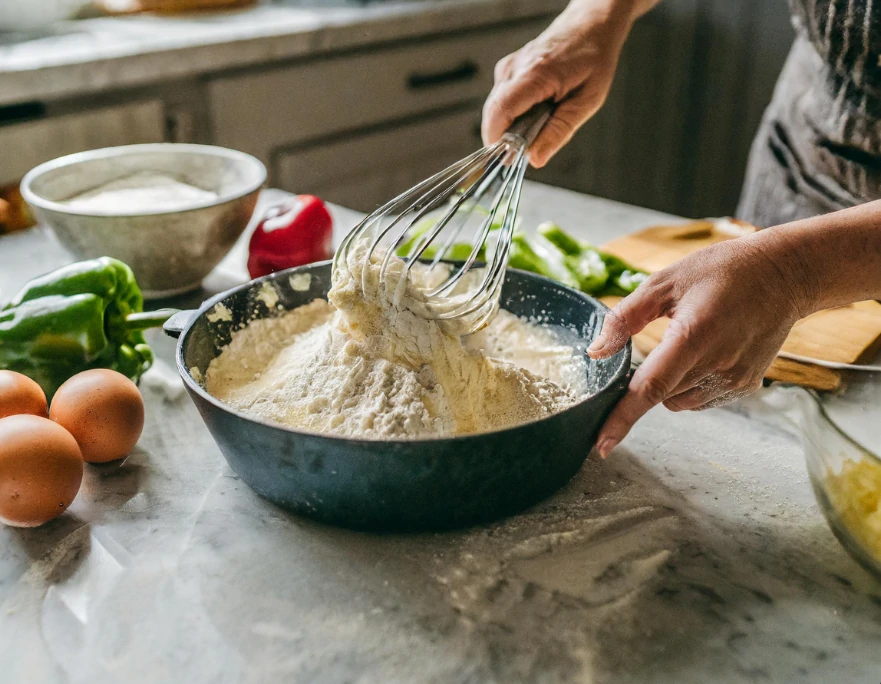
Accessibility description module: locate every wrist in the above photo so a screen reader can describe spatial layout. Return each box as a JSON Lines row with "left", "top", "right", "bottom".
{"left": 561, "top": 0, "right": 640, "bottom": 43}
{"left": 744, "top": 227, "right": 823, "bottom": 320}
{"left": 567, "top": 0, "right": 659, "bottom": 25}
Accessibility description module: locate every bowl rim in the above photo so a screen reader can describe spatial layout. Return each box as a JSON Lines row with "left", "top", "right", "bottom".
{"left": 804, "top": 388, "right": 881, "bottom": 466}
{"left": 20, "top": 143, "right": 267, "bottom": 218}
{"left": 175, "top": 261, "right": 633, "bottom": 446}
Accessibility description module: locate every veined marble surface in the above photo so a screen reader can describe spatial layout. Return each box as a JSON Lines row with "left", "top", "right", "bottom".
{"left": 0, "top": 0, "right": 563, "bottom": 107}
{"left": 0, "top": 182, "right": 879, "bottom": 683}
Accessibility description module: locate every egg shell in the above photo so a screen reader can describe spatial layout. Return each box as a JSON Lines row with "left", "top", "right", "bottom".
{"left": 0, "top": 370, "right": 48, "bottom": 419}
{"left": 49, "top": 369, "right": 145, "bottom": 464}
{"left": 0, "top": 414, "right": 83, "bottom": 528}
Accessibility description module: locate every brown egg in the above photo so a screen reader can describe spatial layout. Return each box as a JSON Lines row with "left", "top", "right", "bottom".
{"left": 0, "top": 414, "right": 83, "bottom": 527}
{"left": 49, "top": 369, "right": 145, "bottom": 464}
{"left": 0, "top": 370, "right": 48, "bottom": 419}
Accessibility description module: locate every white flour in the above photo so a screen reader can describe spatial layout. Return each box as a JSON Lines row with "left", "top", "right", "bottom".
{"left": 205, "top": 239, "right": 587, "bottom": 439}
{"left": 62, "top": 171, "right": 218, "bottom": 213}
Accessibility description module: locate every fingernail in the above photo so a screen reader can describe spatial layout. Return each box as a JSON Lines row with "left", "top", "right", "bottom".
{"left": 588, "top": 334, "right": 607, "bottom": 354}
{"left": 596, "top": 437, "right": 617, "bottom": 458}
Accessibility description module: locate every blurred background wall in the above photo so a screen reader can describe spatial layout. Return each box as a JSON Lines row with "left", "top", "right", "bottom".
{"left": 535, "top": 0, "right": 795, "bottom": 219}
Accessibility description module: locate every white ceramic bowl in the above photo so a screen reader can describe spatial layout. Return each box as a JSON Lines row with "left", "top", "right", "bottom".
{"left": 21, "top": 144, "right": 267, "bottom": 298}
{"left": 0, "top": 0, "right": 87, "bottom": 31}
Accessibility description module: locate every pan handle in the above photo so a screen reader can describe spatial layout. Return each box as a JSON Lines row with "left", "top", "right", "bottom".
{"left": 162, "top": 309, "right": 197, "bottom": 339}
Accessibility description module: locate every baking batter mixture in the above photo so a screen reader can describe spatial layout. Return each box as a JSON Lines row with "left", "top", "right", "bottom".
{"left": 205, "top": 239, "right": 588, "bottom": 439}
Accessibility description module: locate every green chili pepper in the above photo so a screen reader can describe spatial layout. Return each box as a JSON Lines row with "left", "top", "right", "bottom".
{"left": 0, "top": 257, "right": 172, "bottom": 399}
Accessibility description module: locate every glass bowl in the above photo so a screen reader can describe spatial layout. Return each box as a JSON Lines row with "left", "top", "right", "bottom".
{"left": 795, "top": 374, "right": 881, "bottom": 579}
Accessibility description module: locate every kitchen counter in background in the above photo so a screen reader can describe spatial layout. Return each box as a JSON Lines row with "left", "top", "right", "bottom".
{"left": 0, "top": 182, "right": 879, "bottom": 684}
{"left": 0, "top": 0, "right": 795, "bottom": 219}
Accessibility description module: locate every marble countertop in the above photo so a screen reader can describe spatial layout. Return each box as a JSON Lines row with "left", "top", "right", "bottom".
{"left": 1, "top": 182, "right": 880, "bottom": 683}
{"left": 0, "top": 0, "right": 563, "bottom": 107}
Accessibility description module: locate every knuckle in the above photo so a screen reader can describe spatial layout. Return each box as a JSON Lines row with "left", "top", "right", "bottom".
{"left": 636, "top": 373, "right": 670, "bottom": 405}
{"left": 581, "top": 74, "right": 612, "bottom": 111}
{"left": 664, "top": 317, "right": 701, "bottom": 351}
{"left": 731, "top": 375, "right": 753, "bottom": 392}
{"left": 697, "top": 393, "right": 737, "bottom": 411}
{"left": 725, "top": 365, "right": 761, "bottom": 393}
{"left": 663, "top": 397, "right": 685, "bottom": 412}
{"left": 537, "top": 116, "right": 576, "bottom": 149}
{"left": 739, "top": 375, "right": 764, "bottom": 396}
{"left": 715, "top": 351, "right": 743, "bottom": 374}
{"left": 640, "top": 273, "right": 675, "bottom": 307}
{"left": 494, "top": 55, "right": 513, "bottom": 80}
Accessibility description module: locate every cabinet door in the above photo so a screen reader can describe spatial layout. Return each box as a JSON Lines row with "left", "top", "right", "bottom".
{"left": 275, "top": 108, "right": 482, "bottom": 213}
{"left": 0, "top": 100, "right": 165, "bottom": 186}
{"left": 207, "top": 19, "right": 549, "bottom": 166}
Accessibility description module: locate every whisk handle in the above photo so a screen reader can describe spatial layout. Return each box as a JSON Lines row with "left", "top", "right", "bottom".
{"left": 505, "top": 100, "right": 555, "bottom": 148}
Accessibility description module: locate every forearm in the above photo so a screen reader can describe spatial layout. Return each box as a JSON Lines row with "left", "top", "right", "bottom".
{"left": 751, "top": 200, "right": 881, "bottom": 316}
{"left": 562, "top": 0, "right": 664, "bottom": 26}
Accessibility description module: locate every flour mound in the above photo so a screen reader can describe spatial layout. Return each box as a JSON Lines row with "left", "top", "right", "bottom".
{"left": 205, "top": 240, "right": 586, "bottom": 439}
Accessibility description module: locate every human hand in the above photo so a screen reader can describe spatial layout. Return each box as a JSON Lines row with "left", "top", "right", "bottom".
{"left": 586, "top": 234, "right": 813, "bottom": 457}
{"left": 481, "top": 0, "right": 641, "bottom": 168}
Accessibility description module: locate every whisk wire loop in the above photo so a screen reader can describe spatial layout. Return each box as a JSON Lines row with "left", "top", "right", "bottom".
{"left": 334, "top": 101, "right": 553, "bottom": 336}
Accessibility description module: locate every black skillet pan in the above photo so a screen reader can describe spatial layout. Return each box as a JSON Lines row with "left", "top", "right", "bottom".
{"left": 163, "top": 262, "right": 631, "bottom": 531}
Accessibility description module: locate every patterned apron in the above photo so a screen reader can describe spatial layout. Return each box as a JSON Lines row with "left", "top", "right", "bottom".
{"left": 737, "top": 0, "right": 881, "bottom": 227}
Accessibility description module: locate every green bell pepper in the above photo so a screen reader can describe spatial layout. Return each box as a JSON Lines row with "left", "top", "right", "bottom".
{"left": 537, "top": 222, "right": 584, "bottom": 257}
{"left": 508, "top": 233, "right": 581, "bottom": 289}
{"left": 538, "top": 221, "right": 648, "bottom": 296}
{"left": 396, "top": 217, "right": 486, "bottom": 262}
{"left": 0, "top": 257, "right": 172, "bottom": 399}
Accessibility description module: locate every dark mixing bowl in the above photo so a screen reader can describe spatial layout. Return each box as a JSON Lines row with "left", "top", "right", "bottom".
{"left": 164, "top": 262, "right": 631, "bottom": 531}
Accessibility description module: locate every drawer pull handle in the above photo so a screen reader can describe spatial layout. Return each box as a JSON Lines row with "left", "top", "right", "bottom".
{"left": 407, "top": 61, "right": 479, "bottom": 90}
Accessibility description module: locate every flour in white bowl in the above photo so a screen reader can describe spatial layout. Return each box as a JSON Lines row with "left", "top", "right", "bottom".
{"left": 205, "top": 238, "right": 587, "bottom": 439}
{"left": 62, "top": 171, "right": 218, "bottom": 213}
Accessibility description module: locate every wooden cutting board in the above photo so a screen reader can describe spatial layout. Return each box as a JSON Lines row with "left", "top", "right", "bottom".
{"left": 598, "top": 220, "right": 881, "bottom": 391}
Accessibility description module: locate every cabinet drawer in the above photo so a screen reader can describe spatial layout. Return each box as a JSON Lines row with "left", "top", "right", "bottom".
{"left": 0, "top": 100, "right": 165, "bottom": 186}
{"left": 275, "top": 108, "right": 482, "bottom": 212}
{"left": 207, "top": 18, "right": 548, "bottom": 165}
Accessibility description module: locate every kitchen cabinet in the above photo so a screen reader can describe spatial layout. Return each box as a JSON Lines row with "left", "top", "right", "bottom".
{"left": 0, "top": 100, "right": 165, "bottom": 187}
{"left": 276, "top": 107, "right": 482, "bottom": 212}
{"left": 207, "top": 18, "right": 550, "bottom": 182}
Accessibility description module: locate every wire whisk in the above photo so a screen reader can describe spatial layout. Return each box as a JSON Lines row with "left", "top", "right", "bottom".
{"left": 333, "top": 101, "right": 553, "bottom": 336}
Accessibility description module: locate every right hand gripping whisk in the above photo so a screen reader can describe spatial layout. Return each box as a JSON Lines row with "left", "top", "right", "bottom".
{"left": 334, "top": 101, "right": 553, "bottom": 336}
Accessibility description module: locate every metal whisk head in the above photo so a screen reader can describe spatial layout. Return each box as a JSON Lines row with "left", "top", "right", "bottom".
{"left": 333, "top": 102, "right": 553, "bottom": 336}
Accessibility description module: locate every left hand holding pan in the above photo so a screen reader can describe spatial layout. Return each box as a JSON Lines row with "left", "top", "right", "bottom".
{"left": 587, "top": 233, "right": 810, "bottom": 457}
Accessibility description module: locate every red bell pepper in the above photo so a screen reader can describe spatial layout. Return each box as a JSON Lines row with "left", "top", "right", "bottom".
{"left": 247, "top": 195, "right": 334, "bottom": 279}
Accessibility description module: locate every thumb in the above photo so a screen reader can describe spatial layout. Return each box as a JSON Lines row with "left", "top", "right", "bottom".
{"left": 588, "top": 282, "right": 666, "bottom": 359}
